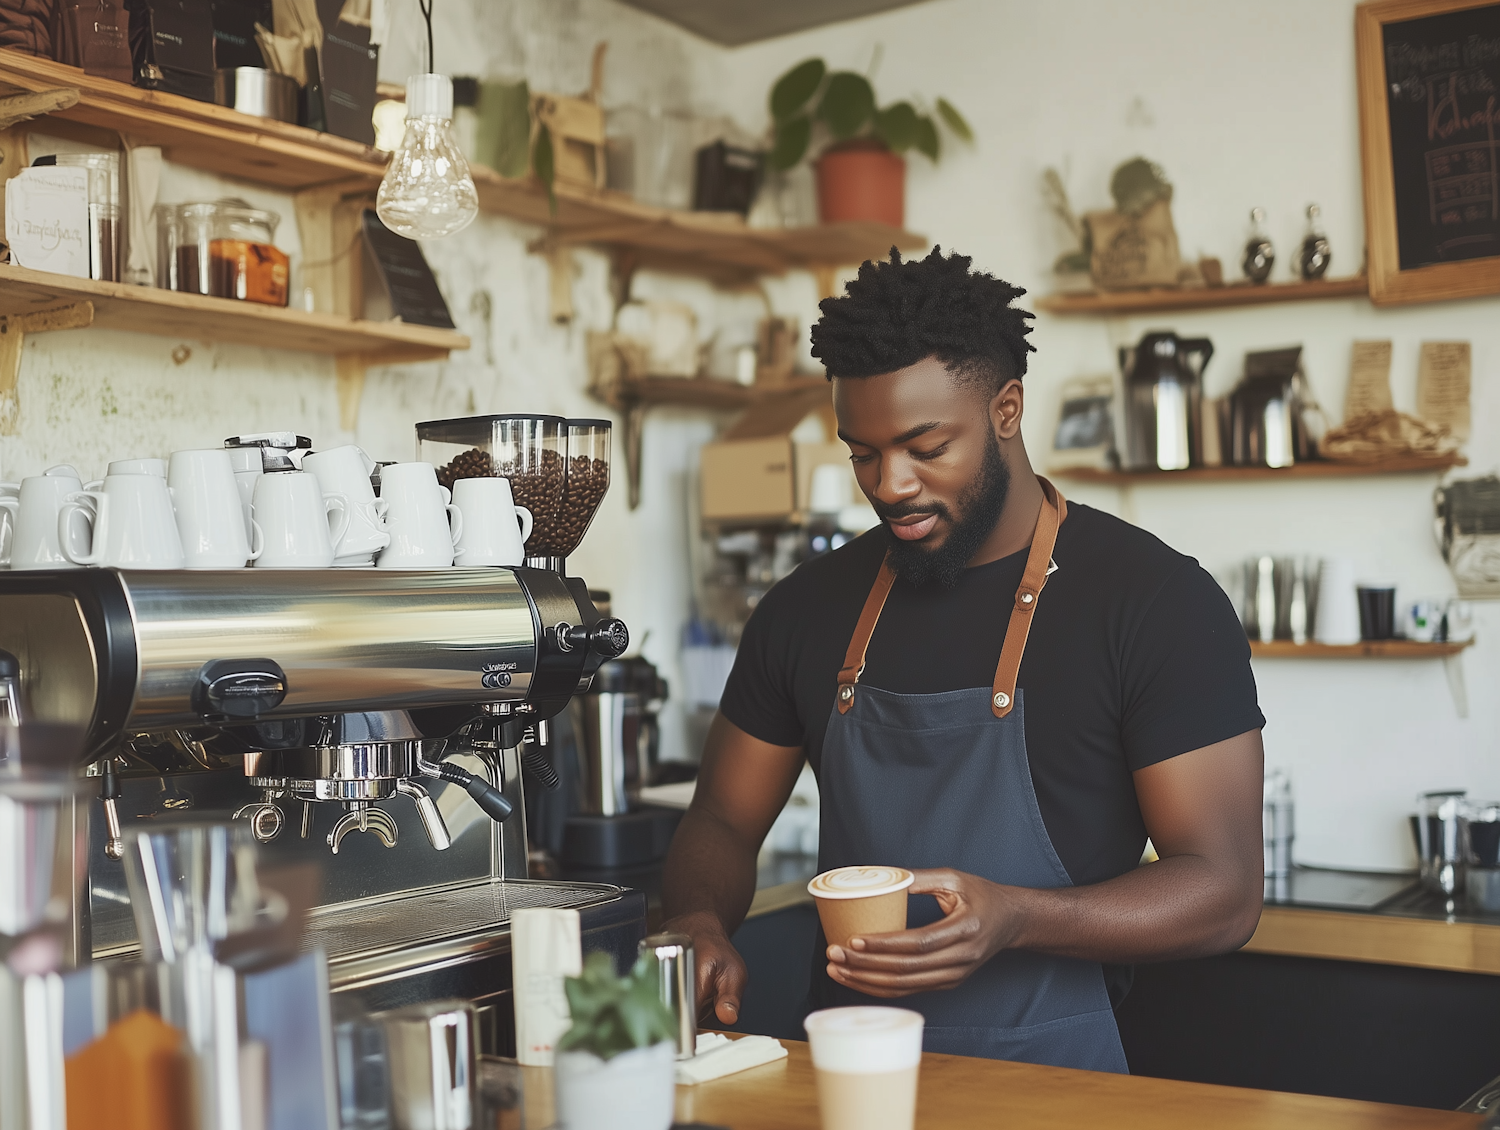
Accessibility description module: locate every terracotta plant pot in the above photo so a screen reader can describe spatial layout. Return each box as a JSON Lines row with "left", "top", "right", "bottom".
{"left": 815, "top": 140, "right": 906, "bottom": 227}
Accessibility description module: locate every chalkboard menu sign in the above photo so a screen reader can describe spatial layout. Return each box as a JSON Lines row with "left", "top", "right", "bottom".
{"left": 1383, "top": 5, "right": 1500, "bottom": 268}
{"left": 1358, "top": 0, "right": 1500, "bottom": 305}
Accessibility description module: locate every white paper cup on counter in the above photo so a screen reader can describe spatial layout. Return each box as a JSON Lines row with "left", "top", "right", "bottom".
{"left": 1313, "top": 556, "right": 1361, "bottom": 645}
{"left": 804, "top": 1006, "right": 923, "bottom": 1130}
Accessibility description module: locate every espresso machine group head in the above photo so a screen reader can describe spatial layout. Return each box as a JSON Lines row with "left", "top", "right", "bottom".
{"left": 0, "top": 566, "right": 627, "bottom": 857}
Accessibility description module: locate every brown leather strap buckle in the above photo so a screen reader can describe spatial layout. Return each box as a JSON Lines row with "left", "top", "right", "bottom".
{"left": 991, "top": 480, "right": 1067, "bottom": 719}
{"left": 835, "top": 560, "right": 897, "bottom": 714}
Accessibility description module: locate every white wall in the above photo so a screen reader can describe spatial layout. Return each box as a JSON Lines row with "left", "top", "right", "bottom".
{"left": 712, "top": 0, "right": 1500, "bottom": 870}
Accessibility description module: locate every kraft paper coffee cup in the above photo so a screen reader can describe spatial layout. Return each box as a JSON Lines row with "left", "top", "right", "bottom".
{"left": 807, "top": 866, "right": 914, "bottom": 949}
{"left": 805, "top": 1007, "right": 924, "bottom": 1130}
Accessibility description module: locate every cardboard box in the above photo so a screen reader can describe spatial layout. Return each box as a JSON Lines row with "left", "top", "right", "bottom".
{"left": 701, "top": 438, "right": 852, "bottom": 522}
{"left": 699, "top": 381, "right": 854, "bottom": 523}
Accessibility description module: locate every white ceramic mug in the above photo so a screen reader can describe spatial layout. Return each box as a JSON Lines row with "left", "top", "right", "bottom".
{"left": 303, "top": 445, "right": 390, "bottom": 566}
{"left": 169, "top": 448, "right": 262, "bottom": 568}
{"left": 451, "top": 477, "right": 533, "bottom": 567}
{"left": 252, "top": 471, "right": 350, "bottom": 569}
{"left": 60, "top": 473, "right": 186, "bottom": 569}
{"left": 377, "top": 462, "right": 462, "bottom": 569}
{"left": 2, "top": 466, "right": 92, "bottom": 570}
{"left": 84, "top": 457, "right": 168, "bottom": 490}
{"left": 226, "top": 447, "right": 263, "bottom": 542}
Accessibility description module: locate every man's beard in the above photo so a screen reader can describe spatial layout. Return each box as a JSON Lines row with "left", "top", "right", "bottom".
{"left": 881, "top": 432, "right": 1011, "bottom": 589}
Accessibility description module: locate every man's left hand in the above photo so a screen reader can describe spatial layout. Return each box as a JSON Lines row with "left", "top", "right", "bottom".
{"left": 825, "top": 868, "right": 1026, "bottom": 997}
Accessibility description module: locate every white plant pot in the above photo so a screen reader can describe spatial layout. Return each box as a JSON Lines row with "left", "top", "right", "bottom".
{"left": 554, "top": 1040, "right": 675, "bottom": 1130}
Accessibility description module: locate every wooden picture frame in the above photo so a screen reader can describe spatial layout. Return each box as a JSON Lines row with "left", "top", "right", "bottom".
{"left": 1356, "top": 0, "right": 1500, "bottom": 305}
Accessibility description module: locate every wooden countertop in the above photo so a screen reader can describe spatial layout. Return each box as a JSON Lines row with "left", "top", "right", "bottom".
{"left": 498, "top": 1039, "right": 1474, "bottom": 1129}
{"left": 1245, "top": 904, "right": 1500, "bottom": 976}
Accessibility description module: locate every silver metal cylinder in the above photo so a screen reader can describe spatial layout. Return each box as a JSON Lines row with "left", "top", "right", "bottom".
{"left": 639, "top": 932, "right": 696, "bottom": 1059}
{"left": 376, "top": 998, "right": 478, "bottom": 1130}
{"left": 575, "top": 692, "right": 640, "bottom": 817}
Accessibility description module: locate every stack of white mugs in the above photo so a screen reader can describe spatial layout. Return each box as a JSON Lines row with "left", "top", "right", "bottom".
{"left": 0, "top": 443, "right": 532, "bottom": 570}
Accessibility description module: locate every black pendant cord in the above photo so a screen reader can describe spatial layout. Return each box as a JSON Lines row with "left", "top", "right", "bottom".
{"left": 418, "top": 0, "right": 434, "bottom": 74}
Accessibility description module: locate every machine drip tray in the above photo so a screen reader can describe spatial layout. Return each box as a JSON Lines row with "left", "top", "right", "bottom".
{"left": 309, "top": 877, "right": 633, "bottom": 989}
{"left": 561, "top": 806, "right": 684, "bottom": 869}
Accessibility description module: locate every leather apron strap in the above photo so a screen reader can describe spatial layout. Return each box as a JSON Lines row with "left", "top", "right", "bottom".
{"left": 835, "top": 477, "right": 1067, "bottom": 719}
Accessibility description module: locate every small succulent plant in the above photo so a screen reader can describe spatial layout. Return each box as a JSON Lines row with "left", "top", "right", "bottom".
{"left": 767, "top": 57, "right": 973, "bottom": 171}
{"left": 557, "top": 952, "right": 678, "bottom": 1061}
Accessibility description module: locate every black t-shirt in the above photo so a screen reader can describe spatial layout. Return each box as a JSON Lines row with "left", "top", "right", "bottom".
{"left": 720, "top": 502, "right": 1265, "bottom": 890}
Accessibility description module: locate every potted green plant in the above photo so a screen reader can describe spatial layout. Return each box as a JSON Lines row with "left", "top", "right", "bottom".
{"left": 553, "top": 952, "right": 679, "bottom": 1130}
{"left": 767, "top": 58, "right": 972, "bottom": 227}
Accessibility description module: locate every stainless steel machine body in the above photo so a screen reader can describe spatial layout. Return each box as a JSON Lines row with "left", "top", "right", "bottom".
{"left": 0, "top": 566, "right": 640, "bottom": 1054}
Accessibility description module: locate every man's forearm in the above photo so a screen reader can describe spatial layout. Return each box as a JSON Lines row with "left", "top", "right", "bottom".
{"left": 1006, "top": 853, "right": 1262, "bottom": 964}
{"left": 660, "top": 804, "right": 762, "bottom": 937}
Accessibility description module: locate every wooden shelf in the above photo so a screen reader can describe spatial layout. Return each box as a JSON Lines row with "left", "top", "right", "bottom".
{"left": 1035, "top": 275, "right": 1368, "bottom": 316}
{"left": 1249, "top": 639, "right": 1473, "bottom": 659}
{"left": 1053, "top": 454, "right": 1466, "bottom": 485}
{"left": 0, "top": 50, "right": 925, "bottom": 283}
{"left": 0, "top": 263, "right": 469, "bottom": 362}
{"left": 0, "top": 49, "right": 386, "bottom": 189}
{"left": 476, "top": 168, "right": 923, "bottom": 280}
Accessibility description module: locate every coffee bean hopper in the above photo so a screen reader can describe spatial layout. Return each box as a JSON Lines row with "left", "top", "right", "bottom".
{"left": 418, "top": 414, "right": 612, "bottom": 574}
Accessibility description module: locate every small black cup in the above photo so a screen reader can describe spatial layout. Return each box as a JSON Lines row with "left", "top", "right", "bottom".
{"left": 1357, "top": 585, "right": 1396, "bottom": 640}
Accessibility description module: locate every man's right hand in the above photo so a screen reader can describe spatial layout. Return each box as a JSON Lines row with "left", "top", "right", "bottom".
{"left": 665, "top": 909, "right": 747, "bottom": 1027}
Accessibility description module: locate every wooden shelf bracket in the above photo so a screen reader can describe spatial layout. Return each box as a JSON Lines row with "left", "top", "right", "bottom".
{"left": 0, "top": 301, "right": 94, "bottom": 434}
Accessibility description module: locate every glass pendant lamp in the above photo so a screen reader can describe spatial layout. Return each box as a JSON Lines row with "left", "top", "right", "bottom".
{"left": 375, "top": 1, "right": 478, "bottom": 239}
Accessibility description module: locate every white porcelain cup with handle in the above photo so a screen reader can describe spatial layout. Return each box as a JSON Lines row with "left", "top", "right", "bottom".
{"left": 226, "top": 447, "right": 263, "bottom": 533}
{"left": 2, "top": 466, "right": 92, "bottom": 570}
{"left": 377, "top": 462, "right": 462, "bottom": 569}
{"left": 169, "top": 448, "right": 261, "bottom": 568}
{"left": 252, "top": 471, "right": 350, "bottom": 569}
{"left": 303, "top": 445, "right": 390, "bottom": 566}
{"left": 60, "top": 473, "right": 186, "bottom": 569}
{"left": 451, "top": 477, "right": 533, "bottom": 567}
{"left": 84, "top": 457, "right": 168, "bottom": 490}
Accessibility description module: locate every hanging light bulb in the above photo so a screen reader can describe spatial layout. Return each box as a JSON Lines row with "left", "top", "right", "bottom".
{"left": 376, "top": 73, "right": 478, "bottom": 239}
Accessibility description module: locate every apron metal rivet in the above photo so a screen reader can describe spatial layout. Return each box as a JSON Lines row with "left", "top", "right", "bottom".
{"left": 993, "top": 691, "right": 1010, "bottom": 709}
{"left": 1021, "top": 592, "right": 1034, "bottom": 604}
{"left": 839, "top": 686, "right": 854, "bottom": 702}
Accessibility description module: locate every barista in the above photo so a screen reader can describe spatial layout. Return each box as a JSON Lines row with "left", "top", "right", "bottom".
{"left": 660, "top": 248, "right": 1265, "bottom": 1071}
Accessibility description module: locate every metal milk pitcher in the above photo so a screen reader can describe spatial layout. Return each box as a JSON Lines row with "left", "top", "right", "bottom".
{"left": 1119, "top": 331, "right": 1214, "bottom": 471}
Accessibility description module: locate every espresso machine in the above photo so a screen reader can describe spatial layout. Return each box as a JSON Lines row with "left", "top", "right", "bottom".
{"left": 0, "top": 414, "right": 646, "bottom": 1054}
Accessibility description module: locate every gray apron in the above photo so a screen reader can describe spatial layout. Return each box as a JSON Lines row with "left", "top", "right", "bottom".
{"left": 810, "top": 480, "right": 1129, "bottom": 1072}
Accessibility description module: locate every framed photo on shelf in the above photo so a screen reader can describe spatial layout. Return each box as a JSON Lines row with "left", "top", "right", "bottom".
{"left": 1355, "top": 0, "right": 1500, "bottom": 305}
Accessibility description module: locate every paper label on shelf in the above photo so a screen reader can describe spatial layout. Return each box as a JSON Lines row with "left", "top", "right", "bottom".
{"left": 1417, "top": 341, "right": 1471, "bottom": 441}
{"left": 1345, "top": 340, "right": 1393, "bottom": 419}
{"left": 5, "top": 166, "right": 89, "bottom": 278}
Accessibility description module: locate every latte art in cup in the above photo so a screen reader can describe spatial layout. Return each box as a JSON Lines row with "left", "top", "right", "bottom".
{"left": 807, "top": 865, "right": 914, "bottom": 899}
{"left": 807, "top": 866, "right": 914, "bottom": 949}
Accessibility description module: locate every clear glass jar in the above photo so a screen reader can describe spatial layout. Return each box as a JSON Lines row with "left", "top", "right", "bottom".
{"left": 155, "top": 198, "right": 288, "bottom": 306}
